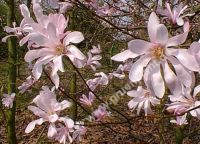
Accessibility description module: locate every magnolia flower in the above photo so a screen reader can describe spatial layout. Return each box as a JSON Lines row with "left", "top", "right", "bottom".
{"left": 73, "top": 122, "right": 87, "bottom": 142}
{"left": 54, "top": 117, "right": 74, "bottom": 144}
{"left": 127, "top": 81, "right": 160, "bottom": 116}
{"left": 112, "top": 12, "right": 198, "bottom": 98}
{"left": 25, "top": 86, "right": 71, "bottom": 136}
{"left": 2, "top": 93, "right": 15, "bottom": 108}
{"left": 167, "top": 85, "right": 200, "bottom": 119}
{"left": 2, "top": 22, "right": 22, "bottom": 42}
{"left": 80, "top": 92, "right": 95, "bottom": 107}
{"left": 18, "top": 76, "right": 36, "bottom": 93}
{"left": 93, "top": 105, "right": 110, "bottom": 121}
{"left": 109, "top": 61, "right": 132, "bottom": 79}
{"left": 59, "top": 2, "right": 74, "bottom": 14}
{"left": 157, "top": 2, "right": 194, "bottom": 26}
{"left": 86, "top": 52, "right": 102, "bottom": 71}
{"left": 86, "top": 72, "right": 109, "bottom": 90}
{"left": 170, "top": 114, "right": 188, "bottom": 126}
{"left": 18, "top": 3, "right": 86, "bottom": 88}
{"left": 90, "top": 44, "right": 102, "bottom": 54}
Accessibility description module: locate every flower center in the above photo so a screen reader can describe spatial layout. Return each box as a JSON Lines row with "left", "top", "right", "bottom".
{"left": 144, "top": 91, "right": 150, "bottom": 98}
{"left": 151, "top": 46, "right": 165, "bottom": 60}
{"left": 55, "top": 44, "right": 65, "bottom": 55}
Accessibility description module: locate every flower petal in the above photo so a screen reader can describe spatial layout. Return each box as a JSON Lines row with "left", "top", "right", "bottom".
{"left": 155, "top": 24, "right": 168, "bottom": 45}
{"left": 168, "top": 56, "right": 193, "bottom": 87}
{"left": 47, "top": 124, "right": 57, "bottom": 138}
{"left": 111, "top": 50, "right": 138, "bottom": 62}
{"left": 151, "top": 65, "right": 165, "bottom": 98}
{"left": 64, "top": 31, "right": 84, "bottom": 45}
{"left": 20, "top": 4, "right": 30, "bottom": 18}
{"left": 67, "top": 45, "right": 86, "bottom": 60}
{"left": 128, "top": 40, "right": 153, "bottom": 54}
{"left": 129, "top": 56, "right": 151, "bottom": 82}
{"left": 25, "top": 118, "right": 44, "bottom": 133}
{"left": 148, "top": 12, "right": 160, "bottom": 43}
{"left": 166, "top": 22, "right": 189, "bottom": 47}
{"left": 162, "top": 61, "right": 181, "bottom": 95}
{"left": 172, "top": 49, "right": 199, "bottom": 71}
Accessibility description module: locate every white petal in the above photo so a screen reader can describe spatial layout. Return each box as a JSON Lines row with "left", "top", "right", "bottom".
{"left": 64, "top": 31, "right": 84, "bottom": 45}
{"left": 53, "top": 56, "right": 64, "bottom": 72}
{"left": 67, "top": 45, "right": 86, "bottom": 60}
{"left": 25, "top": 118, "right": 44, "bottom": 133}
{"left": 162, "top": 62, "right": 181, "bottom": 95}
{"left": 111, "top": 50, "right": 138, "bottom": 62}
{"left": 47, "top": 124, "right": 57, "bottom": 138}
{"left": 151, "top": 65, "right": 165, "bottom": 98}
{"left": 129, "top": 56, "right": 151, "bottom": 82}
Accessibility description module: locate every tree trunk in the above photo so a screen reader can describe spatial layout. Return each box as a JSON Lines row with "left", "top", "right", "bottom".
{"left": 6, "top": 0, "right": 17, "bottom": 143}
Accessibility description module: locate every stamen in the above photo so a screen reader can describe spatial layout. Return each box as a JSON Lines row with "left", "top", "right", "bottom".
{"left": 55, "top": 44, "right": 65, "bottom": 55}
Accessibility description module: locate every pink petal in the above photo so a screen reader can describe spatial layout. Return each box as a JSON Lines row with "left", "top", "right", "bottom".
{"left": 168, "top": 56, "right": 193, "bottom": 87}
{"left": 166, "top": 22, "right": 189, "bottom": 47}
{"left": 172, "top": 49, "right": 199, "bottom": 71}
{"left": 24, "top": 48, "right": 53, "bottom": 62}
{"left": 148, "top": 12, "right": 160, "bottom": 43}
{"left": 155, "top": 24, "right": 168, "bottom": 45}
{"left": 20, "top": 4, "right": 30, "bottom": 18}
{"left": 128, "top": 40, "right": 153, "bottom": 54}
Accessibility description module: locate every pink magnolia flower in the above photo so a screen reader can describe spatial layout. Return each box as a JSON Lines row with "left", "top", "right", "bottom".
{"left": 2, "top": 93, "right": 15, "bottom": 108}
{"left": 2, "top": 22, "right": 22, "bottom": 42}
{"left": 59, "top": 2, "right": 74, "bottom": 14}
{"left": 86, "top": 51, "right": 102, "bottom": 71}
{"left": 93, "top": 105, "right": 110, "bottom": 121}
{"left": 109, "top": 61, "right": 132, "bottom": 79}
{"left": 80, "top": 92, "right": 95, "bottom": 107}
{"left": 25, "top": 86, "right": 71, "bottom": 137}
{"left": 54, "top": 117, "right": 74, "bottom": 144}
{"left": 86, "top": 72, "right": 109, "bottom": 90}
{"left": 127, "top": 76, "right": 160, "bottom": 116}
{"left": 170, "top": 114, "right": 188, "bottom": 126}
{"left": 167, "top": 85, "right": 200, "bottom": 119}
{"left": 109, "top": 64, "right": 126, "bottom": 79}
{"left": 18, "top": 4, "right": 86, "bottom": 88}
{"left": 73, "top": 122, "right": 87, "bottom": 142}
{"left": 157, "top": 2, "right": 194, "bottom": 26}
{"left": 112, "top": 12, "right": 199, "bottom": 98}
{"left": 90, "top": 44, "right": 102, "bottom": 54}
{"left": 18, "top": 76, "right": 36, "bottom": 93}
